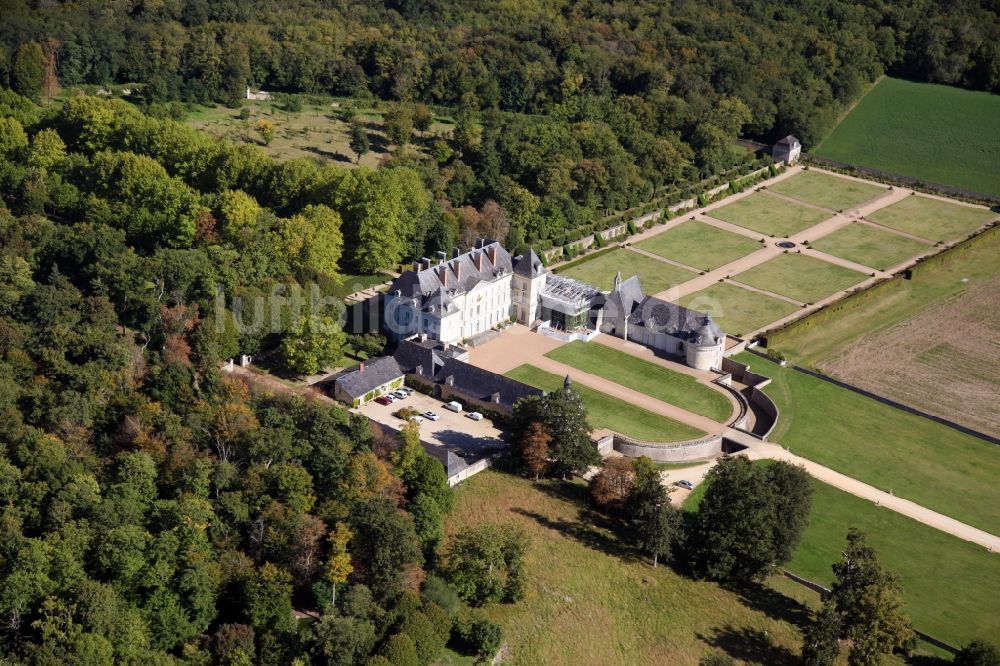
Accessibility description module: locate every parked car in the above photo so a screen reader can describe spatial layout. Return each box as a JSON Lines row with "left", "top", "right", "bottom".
{"left": 422, "top": 411, "right": 440, "bottom": 421}
{"left": 444, "top": 401, "right": 463, "bottom": 413}
{"left": 410, "top": 415, "right": 424, "bottom": 424}
{"left": 392, "top": 390, "right": 407, "bottom": 399}
{"left": 374, "top": 396, "right": 393, "bottom": 406}
{"left": 465, "top": 411, "right": 484, "bottom": 421}
{"left": 675, "top": 480, "right": 695, "bottom": 490}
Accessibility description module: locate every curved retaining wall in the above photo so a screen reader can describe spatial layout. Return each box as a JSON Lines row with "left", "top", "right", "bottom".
{"left": 713, "top": 377, "right": 750, "bottom": 429}
{"left": 612, "top": 433, "right": 723, "bottom": 462}
{"left": 748, "top": 387, "right": 779, "bottom": 439}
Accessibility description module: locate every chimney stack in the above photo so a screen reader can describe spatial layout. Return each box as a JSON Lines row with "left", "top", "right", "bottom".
{"left": 436, "top": 250, "right": 447, "bottom": 264}
{"left": 359, "top": 362, "right": 365, "bottom": 373}
{"left": 421, "top": 257, "right": 431, "bottom": 271}
{"left": 452, "top": 247, "right": 460, "bottom": 259}
{"left": 454, "top": 260, "right": 462, "bottom": 281}
{"left": 412, "top": 261, "right": 420, "bottom": 273}
{"left": 487, "top": 245, "right": 497, "bottom": 265}
{"left": 474, "top": 251, "right": 483, "bottom": 271}
{"left": 439, "top": 265, "right": 448, "bottom": 286}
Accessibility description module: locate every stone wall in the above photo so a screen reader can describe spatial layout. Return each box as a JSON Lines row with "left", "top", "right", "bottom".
{"left": 612, "top": 433, "right": 723, "bottom": 462}
{"left": 713, "top": 377, "right": 749, "bottom": 429}
{"left": 748, "top": 387, "right": 779, "bottom": 440}
{"left": 447, "top": 456, "right": 494, "bottom": 487}
{"left": 721, "top": 357, "right": 772, "bottom": 389}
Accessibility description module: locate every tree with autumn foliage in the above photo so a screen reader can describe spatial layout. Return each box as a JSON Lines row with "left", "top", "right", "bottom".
{"left": 518, "top": 421, "right": 551, "bottom": 481}
{"left": 589, "top": 457, "right": 637, "bottom": 510}
{"left": 325, "top": 522, "right": 353, "bottom": 608}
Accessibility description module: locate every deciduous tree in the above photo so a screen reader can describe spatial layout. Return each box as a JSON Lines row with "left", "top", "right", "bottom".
{"left": 349, "top": 122, "right": 369, "bottom": 163}
{"left": 519, "top": 421, "right": 551, "bottom": 481}
{"left": 12, "top": 43, "right": 44, "bottom": 100}
{"left": 830, "top": 529, "right": 914, "bottom": 666}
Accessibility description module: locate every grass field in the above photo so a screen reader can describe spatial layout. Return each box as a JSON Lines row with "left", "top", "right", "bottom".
{"left": 865, "top": 195, "right": 996, "bottom": 242}
{"left": 765, "top": 231, "right": 1000, "bottom": 437}
{"left": 709, "top": 192, "right": 830, "bottom": 237}
{"left": 685, "top": 467, "right": 1000, "bottom": 648}
{"left": 635, "top": 220, "right": 763, "bottom": 271}
{"left": 447, "top": 471, "right": 811, "bottom": 665}
{"left": 557, "top": 247, "right": 697, "bottom": 294}
{"left": 544, "top": 341, "right": 733, "bottom": 422}
{"left": 808, "top": 223, "right": 932, "bottom": 270}
{"left": 813, "top": 77, "right": 1000, "bottom": 197}
{"left": 768, "top": 171, "right": 886, "bottom": 211}
{"left": 733, "top": 253, "right": 866, "bottom": 304}
{"left": 677, "top": 282, "right": 801, "bottom": 337}
{"left": 186, "top": 99, "right": 453, "bottom": 168}
{"left": 734, "top": 352, "right": 1000, "bottom": 534}
{"left": 506, "top": 364, "right": 705, "bottom": 441}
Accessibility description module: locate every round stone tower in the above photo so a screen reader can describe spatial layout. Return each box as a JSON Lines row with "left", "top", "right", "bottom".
{"left": 686, "top": 315, "right": 725, "bottom": 371}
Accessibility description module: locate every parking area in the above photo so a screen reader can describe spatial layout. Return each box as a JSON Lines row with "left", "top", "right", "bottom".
{"left": 356, "top": 390, "right": 507, "bottom": 461}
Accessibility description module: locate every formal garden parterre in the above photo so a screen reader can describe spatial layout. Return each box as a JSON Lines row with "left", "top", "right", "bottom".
{"left": 634, "top": 220, "right": 763, "bottom": 271}
{"left": 707, "top": 191, "right": 830, "bottom": 237}
{"left": 732, "top": 253, "right": 867, "bottom": 305}
{"left": 766, "top": 170, "right": 886, "bottom": 211}
{"left": 807, "top": 222, "right": 933, "bottom": 271}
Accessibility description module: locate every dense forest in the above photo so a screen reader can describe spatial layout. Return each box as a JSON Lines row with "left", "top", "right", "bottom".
{"left": 2, "top": 0, "right": 999, "bottom": 254}
{"left": 0, "top": 86, "right": 533, "bottom": 664}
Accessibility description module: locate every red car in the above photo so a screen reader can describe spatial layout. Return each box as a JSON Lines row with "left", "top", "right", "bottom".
{"left": 374, "top": 396, "right": 393, "bottom": 406}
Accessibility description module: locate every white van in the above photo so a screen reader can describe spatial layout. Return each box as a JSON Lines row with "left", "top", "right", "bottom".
{"left": 444, "top": 401, "right": 463, "bottom": 413}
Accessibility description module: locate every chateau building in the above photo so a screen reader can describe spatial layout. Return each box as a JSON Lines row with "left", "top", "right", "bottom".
{"left": 385, "top": 240, "right": 726, "bottom": 370}
{"left": 598, "top": 273, "right": 726, "bottom": 371}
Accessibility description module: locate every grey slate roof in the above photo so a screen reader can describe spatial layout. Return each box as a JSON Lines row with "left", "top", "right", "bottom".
{"left": 775, "top": 135, "right": 800, "bottom": 147}
{"left": 513, "top": 248, "right": 545, "bottom": 278}
{"left": 637, "top": 299, "right": 724, "bottom": 343}
{"left": 334, "top": 356, "right": 403, "bottom": 399}
{"left": 602, "top": 274, "right": 645, "bottom": 331}
{"left": 435, "top": 358, "right": 542, "bottom": 410}
{"left": 390, "top": 241, "right": 514, "bottom": 314}
{"left": 603, "top": 273, "right": 725, "bottom": 342}
{"left": 393, "top": 338, "right": 467, "bottom": 378}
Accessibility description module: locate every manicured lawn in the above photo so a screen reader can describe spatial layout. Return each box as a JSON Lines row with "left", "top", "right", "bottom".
{"left": 789, "top": 479, "right": 1000, "bottom": 647}
{"left": 733, "top": 253, "right": 866, "bottom": 304}
{"left": 733, "top": 352, "right": 1000, "bottom": 535}
{"left": 865, "top": 194, "right": 996, "bottom": 242}
{"left": 677, "top": 282, "right": 800, "bottom": 337}
{"left": 447, "top": 471, "right": 811, "bottom": 665}
{"left": 544, "top": 340, "right": 733, "bottom": 422}
{"left": 709, "top": 192, "right": 830, "bottom": 237}
{"left": 814, "top": 77, "right": 1000, "bottom": 197}
{"left": 557, "top": 248, "right": 697, "bottom": 295}
{"left": 768, "top": 171, "right": 886, "bottom": 211}
{"left": 505, "top": 364, "right": 705, "bottom": 442}
{"left": 685, "top": 467, "right": 1000, "bottom": 648}
{"left": 808, "top": 223, "right": 932, "bottom": 270}
{"left": 635, "top": 220, "right": 763, "bottom": 271}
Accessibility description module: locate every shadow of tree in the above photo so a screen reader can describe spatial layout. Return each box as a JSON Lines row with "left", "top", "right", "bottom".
{"left": 698, "top": 624, "right": 798, "bottom": 666}
{"left": 511, "top": 507, "right": 640, "bottom": 562}
{"left": 723, "top": 581, "right": 814, "bottom": 628}
{"left": 302, "top": 145, "right": 353, "bottom": 163}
